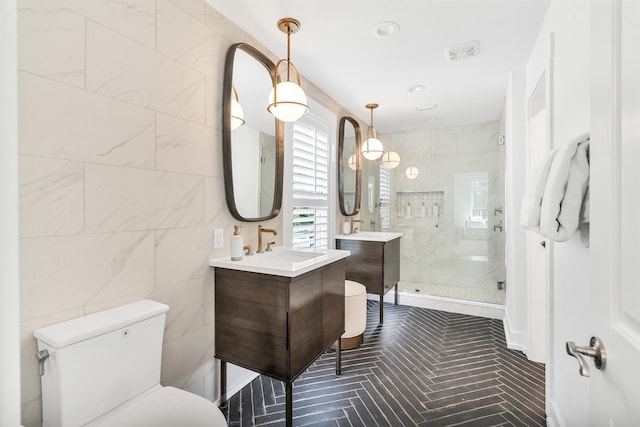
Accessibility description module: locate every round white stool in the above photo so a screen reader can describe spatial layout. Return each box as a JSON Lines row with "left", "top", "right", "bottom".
{"left": 342, "top": 280, "right": 367, "bottom": 350}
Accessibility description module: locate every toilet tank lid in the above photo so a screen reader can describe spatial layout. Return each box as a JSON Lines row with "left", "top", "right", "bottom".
{"left": 33, "top": 300, "right": 169, "bottom": 349}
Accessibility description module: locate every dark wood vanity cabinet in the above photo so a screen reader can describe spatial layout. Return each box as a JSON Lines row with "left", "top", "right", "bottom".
{"left": 214, "top": 259, "right": 345, "bottom": 383}
{"left": 336, "top": 237, "right": 401, "bottom": 323}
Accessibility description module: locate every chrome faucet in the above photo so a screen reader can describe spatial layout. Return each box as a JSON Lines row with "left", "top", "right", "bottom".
{"left": 493, "top": 220, "right": 503, "bottom": 232}
{"left": 350, "top": 218, "right": 363, "bottom": 234}
{"left": 257, "top": 225, "right": 277, "bottom": 253}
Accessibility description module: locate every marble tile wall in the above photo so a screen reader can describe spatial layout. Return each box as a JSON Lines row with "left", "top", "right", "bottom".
{"left": 17, "top": 1, "right": 355, "bottom": 425}
{"left": 361, "top": 121, "right": 506, "bottom": 304}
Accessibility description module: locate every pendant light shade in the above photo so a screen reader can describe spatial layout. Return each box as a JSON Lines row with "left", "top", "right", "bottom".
{"left": 348, "top": 154, "right": 357, "bottom": 171}
{"left": 362, "top": 103, "right": 384, "bottom": 160}
{"left": 267, "top": 18, "right": 309, "bottom": 122}
{"left": 230, "top": 85, "right": 245, "bottom": 131}
{"left": 362, "top": 137, "right": 384, "bottom": 160}
{"left": 381, "top": 151, "right": 400, "bottom": 169}
{"left": 405, "top": 166, "right": 419, "bottom": 179}
{"left": 268, "top": 81, "right": 308, "bottom": 122}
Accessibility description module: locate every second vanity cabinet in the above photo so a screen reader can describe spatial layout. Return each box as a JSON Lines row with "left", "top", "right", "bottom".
{"left": 336, "top": 232, "right": 402, "bottom": 323}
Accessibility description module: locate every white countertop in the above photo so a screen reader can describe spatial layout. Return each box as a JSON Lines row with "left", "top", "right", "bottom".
{"left": 335, "top": 231, "right": 404, "bottom": 242}
{"left": 209, "top": 246, "right": 350, "bottom": 277}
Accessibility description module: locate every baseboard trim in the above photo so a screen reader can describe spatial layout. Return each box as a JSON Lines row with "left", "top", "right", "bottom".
{"left": 370, "top": 291, "right": 504, "bottom": 320}
{"left": 502, "top": 308, "right": 527, "bottom": 353}
{"left": 212, "top": 371, "right": 259, "bottom": 407}
{"left": 546, "top": 398, "right": 565, "bottom": 427}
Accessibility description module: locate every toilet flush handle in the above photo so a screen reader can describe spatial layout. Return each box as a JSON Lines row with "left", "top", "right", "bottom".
{"left": 36, "top": 349, "right": 49, "bottom": 376}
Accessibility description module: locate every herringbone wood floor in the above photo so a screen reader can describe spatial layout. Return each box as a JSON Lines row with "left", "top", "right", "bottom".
{"left": 222, "top": 302, "right": 545, "bottom": 427}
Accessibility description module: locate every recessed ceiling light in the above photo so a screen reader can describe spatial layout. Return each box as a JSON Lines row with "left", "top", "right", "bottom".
{"left": 416, "top": 104, "right": 438, "bottom": 111}
{"left": 372, "top": 21, "right": 400, "bottom": 38}
{"left": 408, "top": 85, "right": 426, "bottom": 93}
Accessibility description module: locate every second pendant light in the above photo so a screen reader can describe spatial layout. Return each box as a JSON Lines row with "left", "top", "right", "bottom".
{"left": 362, "top": 103, "right": 384, "bottom": 160}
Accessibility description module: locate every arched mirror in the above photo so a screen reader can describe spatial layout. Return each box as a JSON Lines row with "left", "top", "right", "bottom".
{"left": 223, "top": 43, "right": 284, "bottom": 222}
{"left": 338, "top": 117, "right": 362, "bottom": 216}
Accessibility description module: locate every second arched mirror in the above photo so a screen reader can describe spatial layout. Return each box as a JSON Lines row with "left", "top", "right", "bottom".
{"left": 338, "top": 117, "right": 362, "bottom": 216}
{"left": 223, "top": 43, "right": 284, "bottom": 222}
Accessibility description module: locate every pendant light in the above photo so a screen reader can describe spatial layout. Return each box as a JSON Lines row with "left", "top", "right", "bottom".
{"left": 347, "top": 154, "right": 357, "bottom": 171}
{"left": 230, "top": 85, "right": 245, "bottom": 131}
{"left": 405, "top": 141, "right": 419, "bottom": 179}
{"left": 405, "top": 166, "right": 419, "bottom": 179}
{"left": 362, "top": 103, "right": 384, "bottom": 160}
{"left": 381, "top": 151, "right": 400, "bottom": 169}
{"left": 267, "top": 18, "right": 309, "bottom": 122}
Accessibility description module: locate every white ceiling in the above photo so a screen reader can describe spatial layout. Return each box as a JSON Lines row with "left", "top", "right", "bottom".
{"left": 208, "top": 0, "right": 549, "bottom": 133}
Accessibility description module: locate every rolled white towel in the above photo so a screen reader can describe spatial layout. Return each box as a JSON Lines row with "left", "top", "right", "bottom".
{"left": 540, "top": 133, "right": 590, "bottom": 241}
{"left": 521, "top": 147, "right": 558, "bottom": 231}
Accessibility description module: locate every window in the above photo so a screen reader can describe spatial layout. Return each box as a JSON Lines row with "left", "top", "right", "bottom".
{"left": 290, "top": 115, "right": 331, "bottom": 248}
{"left": 468, "top": 177, "right": 488, "bottom": 228}
{"left": 379, "top": 164, "right": 391, "bottom": 230}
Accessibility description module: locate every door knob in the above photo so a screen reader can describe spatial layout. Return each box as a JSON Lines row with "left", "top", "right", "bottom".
{"left": 541, "top": 241, "right": 546, "bottom": 248}
{"left": 566, "top": 336, "right": 606, "bottom": 377}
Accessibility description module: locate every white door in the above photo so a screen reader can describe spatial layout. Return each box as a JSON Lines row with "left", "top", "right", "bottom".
{"left": 586, "top": 0, "right": 640, "bottom": 424}
{"left": 527, "top": 76, "right": 548, "bottom": 363}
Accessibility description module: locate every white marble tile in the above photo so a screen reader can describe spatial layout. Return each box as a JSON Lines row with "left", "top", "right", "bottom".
{"left": 457, "top": 122, "right": 499, "bottom": 154}
{"left": 157, "top": 0, "right": 229, "bottom": 78}
{"left": 205, "top": 176, "right": 233, "bottom": 226}
{"left": 433, "top": 153, "right": 481, "bottom": 175}
{"left": 155, "top": 226, "right": 215, "bottom": 285}
{"left": 21, "top": 397, "right": 42, "bottom": 427}
{"left": 19, "top": 72, "right": 155, "bottom": 168}
{"left": 55, "top": 0, "right": 156, "bottom": 48}
{"left": 169, "top": 0, "right": 205, "bottom": 22}
{"left": 205, "top": 77, "right": 222, "bottom": 130}
{"left": 18, "top": 0, "right": 85, "bottom": 87}
{"left": 84, "top": 290, "right": 152, "bottom": 315}
{"left": 161, "top": 324, "right": 215, "bottom": 389}
{"left": 480, "top": 150, "right": 501, "bottom": 172}
{"left": 19, "top": 156, "right": 84, "bottom": 238}
{"left": 86, "top": 20, "right": 206, "bottom": 123}
{"left": 156, "top": 113, "right": 221, "bottom": 177}
{"left": 85, "top": 164, "right": 205, "bottom": 233}
{"left": 184, "top": 378, "right": 205, "bottom": 397}
{"left": 150, "top": 277, "right": 207, "bottom": 342}
{"left": 204, "top": 4, "right": 259, "bottom": 45}
{"left": 431, "top": 131, "right": 457, "bottom": 157}
{"left": 20, "top": 231, "right": 154, "bottom": 321}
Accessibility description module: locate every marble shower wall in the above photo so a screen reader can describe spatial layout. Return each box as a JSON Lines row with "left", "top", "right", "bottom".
{"left": 362, "top": 121, "right": 506, "bottom": 303}
{"left": 17, "top": 2, "right": 354, "bottom": 425}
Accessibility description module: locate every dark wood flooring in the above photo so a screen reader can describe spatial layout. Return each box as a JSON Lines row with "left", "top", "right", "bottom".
{"left": 222, "top": 301, "right": 545, "bottom": 426}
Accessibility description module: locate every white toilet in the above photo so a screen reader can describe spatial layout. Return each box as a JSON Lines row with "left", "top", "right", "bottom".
{"left": 33, "top": 299, "right": 227, "bottom": 427}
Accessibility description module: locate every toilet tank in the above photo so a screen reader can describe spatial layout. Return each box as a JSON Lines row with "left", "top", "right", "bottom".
{"left": 34, "top": 300, "right": 169, "bottom": 427}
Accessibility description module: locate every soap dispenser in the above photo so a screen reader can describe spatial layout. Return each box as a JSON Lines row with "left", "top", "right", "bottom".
{"left": 230, "top": 225, "right": 244, "bottom": 261}
{"left": 342, "top": 218, "right": 350, "bottom": 235}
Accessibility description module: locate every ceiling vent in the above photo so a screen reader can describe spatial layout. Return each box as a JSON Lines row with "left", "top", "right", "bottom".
{"left": 445, "top": 40, "right": 480, "bottom": 61}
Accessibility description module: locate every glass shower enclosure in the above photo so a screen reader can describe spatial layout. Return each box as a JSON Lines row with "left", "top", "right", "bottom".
{"left": 360, "top": 120, "right": 506, "bottom": 305}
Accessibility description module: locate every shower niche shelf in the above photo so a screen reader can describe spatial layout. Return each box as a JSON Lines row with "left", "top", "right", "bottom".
{"left": 396, "top": 191, "right": 444, "bottom": 218}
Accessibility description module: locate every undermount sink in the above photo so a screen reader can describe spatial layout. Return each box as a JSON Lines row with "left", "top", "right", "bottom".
{"left": 209, "top": 246, "right": 350, "bottom": 277}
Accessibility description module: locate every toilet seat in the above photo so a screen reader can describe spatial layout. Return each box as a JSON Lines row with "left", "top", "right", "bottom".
{"left": 87, "top": 385, "right": 227, "bottom": 427}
